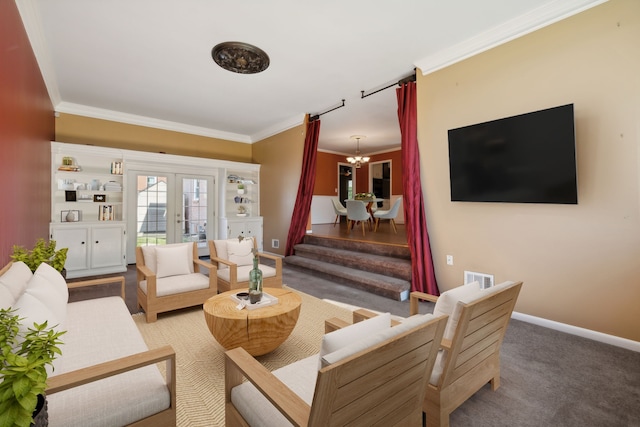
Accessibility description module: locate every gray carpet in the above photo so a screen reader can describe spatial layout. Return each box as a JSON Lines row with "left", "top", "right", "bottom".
{"left": 69, "top": 264, "right": 640, "bottom": 426}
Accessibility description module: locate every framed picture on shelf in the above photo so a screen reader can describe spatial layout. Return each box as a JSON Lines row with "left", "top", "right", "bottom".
{"left": 61, "top": 210, "right": 81, "bottom": 222}
{"left": 93, "top": 194, "right": 106, "bottom": 202}
{"left": 65, "top": 190, "right": 77, "bottom": 202}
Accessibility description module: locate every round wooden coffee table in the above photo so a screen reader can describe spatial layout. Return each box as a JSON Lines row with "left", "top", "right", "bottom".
{"left": 203, "top": 287, "right": 302, "bottom": 356}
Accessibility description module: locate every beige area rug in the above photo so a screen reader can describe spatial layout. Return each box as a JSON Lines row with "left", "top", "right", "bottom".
{"left": 133, "top": 287, "right": 353, "bottom": 427}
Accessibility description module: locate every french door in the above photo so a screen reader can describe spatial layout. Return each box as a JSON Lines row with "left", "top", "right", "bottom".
{"left": 127, "top": 171, "right": 215, "bottom": 262}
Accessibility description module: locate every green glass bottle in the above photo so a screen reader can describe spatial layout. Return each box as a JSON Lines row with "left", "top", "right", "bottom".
{"left": 248, "top": 256, "right": 263, "bottom": 304}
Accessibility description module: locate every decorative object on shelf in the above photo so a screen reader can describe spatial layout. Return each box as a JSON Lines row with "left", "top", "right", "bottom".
{"left": 90, "top": 179, "right": 100, "bottom": 191}
{"left": 65, "top": 190, "right": 77, "bottom": 202}
{"left": 346, "top": 135, "right": 370, "bottom": 168}
{"left": 10, "top": 238, "right": 68, "bottom": 273}
{"left": 110, "top": 161, "right": 123, "bottom": 175}
{"left": 0, "top": 308, "right": 65, "bottom": 427}
{"left": 104, "top": 181, "right": 122, "bottom": 191}
{"left": 98, "top": 204, "right": 114, "bottom": 221}
{"left": 62, "top": 210, "right": 81, "bottom": 222}
{"left": 237, "top": 183, "right": 245, "bottom": 194}
{"left": 212, "top": 41, "right": 270, "bottom": 74}
{"left": 237, "top": 205, "right": 247, "bottom": 216}
{"left": 58, "top": 156, "right": 81, "bottom": 172}
{"left": 93, "top": 194, "right": 106, "bottom": 202}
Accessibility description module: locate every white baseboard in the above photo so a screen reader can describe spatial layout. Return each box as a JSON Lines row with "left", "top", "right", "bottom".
{"left": 512, "top": 311, "right": 640, "bottom": 353}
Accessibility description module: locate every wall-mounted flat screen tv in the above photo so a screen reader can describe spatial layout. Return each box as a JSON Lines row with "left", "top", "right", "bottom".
{"left": 448, "top": 104, "right": 577, "bottom": 204}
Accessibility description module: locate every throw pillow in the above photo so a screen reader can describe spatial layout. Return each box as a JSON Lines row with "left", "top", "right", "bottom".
{"left": 433, "top": 281, "right": 480, "bottom": 340}
{"left": 13, "top": 292, "right": 61, "bottom": 334}
{"left": 226, "top": 239, "right": 255, "bottom": 267}
{"left": 319, "top": 312, "right": 391, "bottom": 369}
{"left": 321, "top": 314, "right": 436, "bottom": 368}
{"left": 155, "top": 244, "right": 192, "bottom": 278}
{"left": 32, "top": 262, "right": 69, "bottom": 303}
{"left": 213, "top": 240, "right": 229, "bottom": 270}
{"left": 0, "top": 285, "right": 14, "bottom": 310}
{"left": 0, "top": 261, "right": 33, "bottom": 301}
{"left": 141, "top": 246, "right": 158, "bottom": 274}
{"left": 25, "top": 264, "right": 69, "bottom": 327}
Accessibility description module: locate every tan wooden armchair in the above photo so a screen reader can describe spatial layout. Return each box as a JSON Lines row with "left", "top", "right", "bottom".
{"left": 208, "top": 237, "right": 282, "bottom": 293}
{"left": 225, "top": 310, "right": 447, "bottom": 426}
{"left": 136, "top": 242, "right": 217, "bottom": 322}
{"left": 411, "top": 280, "right": 523, "bottom": 427}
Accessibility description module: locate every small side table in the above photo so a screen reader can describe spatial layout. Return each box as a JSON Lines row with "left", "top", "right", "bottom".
{"left": 203, "top": 287, "right": 301, "bottom": 356}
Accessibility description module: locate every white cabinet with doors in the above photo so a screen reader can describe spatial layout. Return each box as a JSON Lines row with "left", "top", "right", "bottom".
{"left": 50, "top": 142, "right": 127, "bottom": 278}
{"left": 50, "top": 223, "right": 126, "bottom": 279}
{"left": 222, "top": 217, "right": 263, "bottom": 250}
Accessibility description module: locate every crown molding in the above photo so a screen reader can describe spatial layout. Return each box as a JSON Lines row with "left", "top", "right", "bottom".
{"left": 55, "top": 102, "right": 252, "bottom": 143}
{"left": 250, "top": 113, "right": 306, "bottom": 142}
{"left": 16, "top": 0, "right": 61, "bottom": 105}
{"left": 415, "top": 0, "right": 609, "bottom": 75}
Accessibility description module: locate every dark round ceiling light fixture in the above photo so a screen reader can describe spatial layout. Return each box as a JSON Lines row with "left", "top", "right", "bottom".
{"left": 211, "top": 41, "right": 270, "bottom": 74}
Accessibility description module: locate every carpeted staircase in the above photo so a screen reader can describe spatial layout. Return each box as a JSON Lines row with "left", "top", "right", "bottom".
{"left": 284, "top": 234, "right": 412, "bottom": 301}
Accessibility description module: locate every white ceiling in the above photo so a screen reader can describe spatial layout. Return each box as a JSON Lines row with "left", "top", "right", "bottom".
{"left": 17, "top": 0, "right": 605, "bottom": 155}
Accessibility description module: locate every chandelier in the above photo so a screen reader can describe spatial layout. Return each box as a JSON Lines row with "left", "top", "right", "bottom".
{"left": 346, "top": 135, "right": 369, "bottom": 168}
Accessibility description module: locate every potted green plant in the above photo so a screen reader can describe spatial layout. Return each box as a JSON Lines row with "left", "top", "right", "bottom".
{"left": 10, "top": 239, "right": 68, "bottom": 275}
{"left": 0, "top": 308, "right": 65, "bottom": 427}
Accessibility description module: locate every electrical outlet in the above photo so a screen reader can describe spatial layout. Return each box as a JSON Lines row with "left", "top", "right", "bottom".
{"left": 446, "top": 255, "right": 454, "bottom": 266}
{"left": 272, "top": 239, "right": 280, "bottom": 249}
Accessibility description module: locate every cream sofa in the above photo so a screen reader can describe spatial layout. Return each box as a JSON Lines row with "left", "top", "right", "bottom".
{"left": 0, "top": 261, "right": 176, "bottom": 427}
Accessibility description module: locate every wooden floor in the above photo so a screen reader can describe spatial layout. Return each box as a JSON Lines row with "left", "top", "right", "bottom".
{"left": 310, "top": 219, "right": 408, "bottom": 246}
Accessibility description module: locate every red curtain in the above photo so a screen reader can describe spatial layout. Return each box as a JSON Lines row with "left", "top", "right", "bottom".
{"left": 397, "top": 82, "right": 439, "bottom": 296}
{"left": 285, "top": 118, "right": 321, "bottom": 256}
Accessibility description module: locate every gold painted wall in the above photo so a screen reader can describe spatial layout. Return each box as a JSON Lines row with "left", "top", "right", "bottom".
{"left": 55, "top": 113, "right": 252, "bottom": 162}
{"left": 252, "top": 122, "right": 307, "bottom": 256}
{"left": 418, "top": 0, "right": 639, "bottom": 341}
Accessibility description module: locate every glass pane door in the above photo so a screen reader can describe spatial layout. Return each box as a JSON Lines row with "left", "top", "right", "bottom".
{"left": 135, "top": 174, "right": 168, "bottom": 248}
{"left": 127, "top": 172, "right": 215, "bottom": 262}
{"left": 177, "top": 175, "right": 214, "bottom": 257}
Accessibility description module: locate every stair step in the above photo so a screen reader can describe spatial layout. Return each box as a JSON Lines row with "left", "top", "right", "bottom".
{"left": 304, "top": 234, "right": 411, "bottom": 260}
{"left": 292, "top": 243, "right": 411, "bottom": 281}
{"left": 284, "top": 255, "right": 410, "bottom": 301}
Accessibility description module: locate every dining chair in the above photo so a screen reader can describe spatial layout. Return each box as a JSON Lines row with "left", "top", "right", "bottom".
{"left": 331, "top": 198, "right": 347, "bottom": 227}
{"left": 346, "top": 200, "right": 371, "bottom": 236}
{"left": 373, "top": 196, "right": 403, "bottom": 233}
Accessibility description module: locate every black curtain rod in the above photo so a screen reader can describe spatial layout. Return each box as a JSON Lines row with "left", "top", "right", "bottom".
{"left": 360, "top": 71, "right": 416, "bottom": 99}
{"left": 309, "top": 99, "right": 345, "bottom": 122}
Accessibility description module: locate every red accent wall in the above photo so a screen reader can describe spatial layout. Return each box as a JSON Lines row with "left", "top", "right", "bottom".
{"left": 0, "top": 1, "right": 54, "bottom": 263}
{"left": 314, "top": 149, "right": 403, "bottom": 196}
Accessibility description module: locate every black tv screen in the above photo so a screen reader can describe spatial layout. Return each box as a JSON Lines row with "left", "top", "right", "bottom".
{"left": 448, "top": 104, "right": 577, "bottom": 204}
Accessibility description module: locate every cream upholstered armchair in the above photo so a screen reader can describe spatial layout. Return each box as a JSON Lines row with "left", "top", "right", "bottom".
{"left": 208, "top": 237, "right": 282, "bottom": 293}
{"left": 225, "top": 311, "right": 448, "bottom": 426}
{"left": 136, "top": 242, "right": 217, "bottom": 322}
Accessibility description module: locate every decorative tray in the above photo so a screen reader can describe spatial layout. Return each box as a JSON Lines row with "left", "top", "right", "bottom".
{"left": 230, "top": 292, "right": 279, "bottom": 310}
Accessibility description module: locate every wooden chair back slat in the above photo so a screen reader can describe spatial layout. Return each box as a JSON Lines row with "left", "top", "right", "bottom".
{"left": 308, "top": 316, "right": 447, "bottom": 426}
